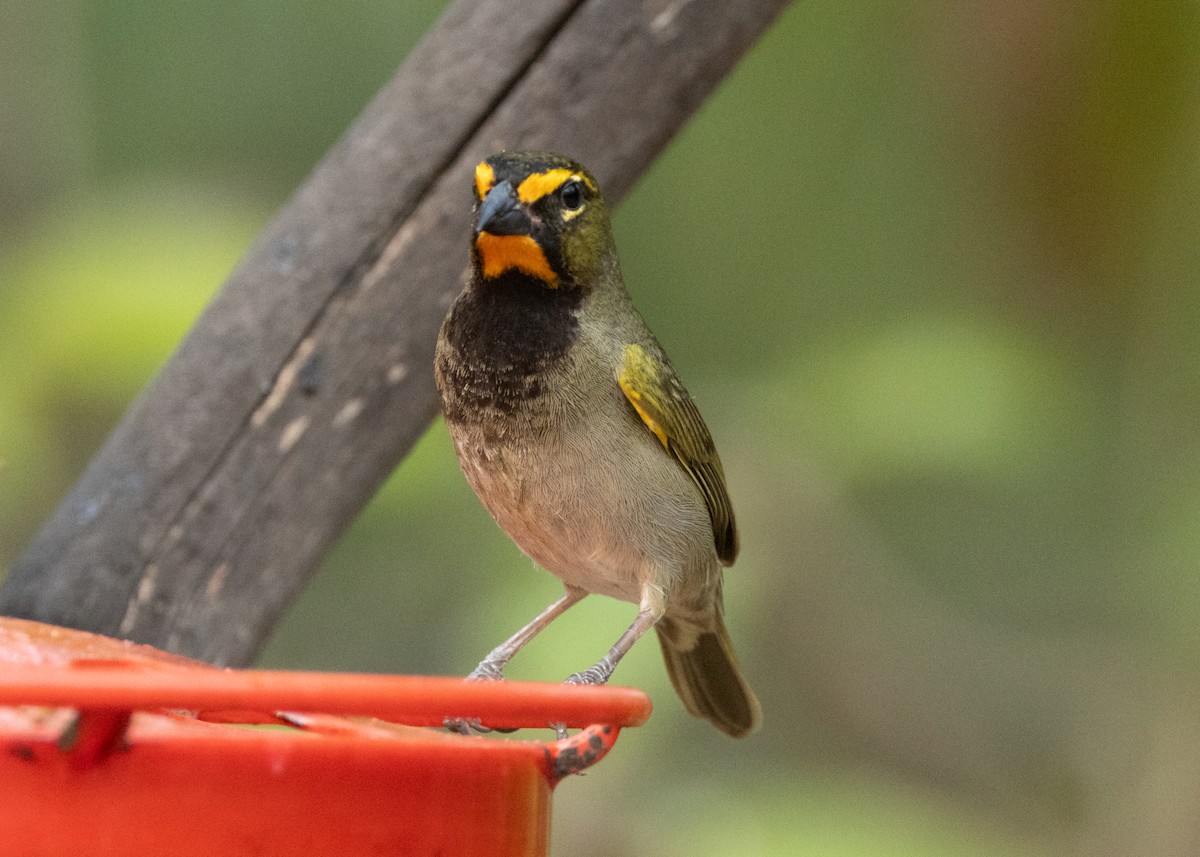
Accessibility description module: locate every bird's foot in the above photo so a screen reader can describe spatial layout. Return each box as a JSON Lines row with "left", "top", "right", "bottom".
{"left": 444, "top": 716, "right": 489, "bottom": 735}
{"left": 553, "top": 661, "right": 615, "bottom": 738}
{"left": 563, "top": 661, "right": 613, "bottom": 687}
{"left": 444, "top": 660, "right": 512, "bottom": 734}
{"left": 466, "top": 660, "right": 506, "bottom": 683}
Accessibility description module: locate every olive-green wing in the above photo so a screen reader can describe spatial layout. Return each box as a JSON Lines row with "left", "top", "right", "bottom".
{"left": 618, "top": 343, "right": 738, "bottom": 564}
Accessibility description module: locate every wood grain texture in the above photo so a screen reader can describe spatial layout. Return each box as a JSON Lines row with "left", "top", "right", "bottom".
{"left": 0, "top": 0, "right": 790, "bottom": 664}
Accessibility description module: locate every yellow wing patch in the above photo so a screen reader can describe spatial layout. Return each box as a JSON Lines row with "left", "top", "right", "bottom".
{"left": 618, "top": 343, "right": 739, "bottom": 564}
{"left": 475, "top": 232, "right": 559, "bottom": 286}
{"left": 619, "top": 380, "right": 670, "bottom": 451}
{"left": 474, "top": 162, "right": 495, "bottom": 200}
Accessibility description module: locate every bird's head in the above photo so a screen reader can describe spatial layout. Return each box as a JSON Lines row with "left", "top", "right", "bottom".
{"left": 470, "top": 151, "right": 613, "bottom": 290}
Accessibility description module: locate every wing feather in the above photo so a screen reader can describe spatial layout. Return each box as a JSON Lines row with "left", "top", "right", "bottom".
{"left": 618, "top": 344, "right": 738, "bottom": 564}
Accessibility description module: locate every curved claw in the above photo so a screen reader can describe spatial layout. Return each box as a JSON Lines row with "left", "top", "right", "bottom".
{"left": 444, "top": 668, "right": 518, "bottom": 735}
{"left": 554, "top": 664, "right": 612, "bottom": 737}
{"left": 444, "top": 715, "right": 492, "bottom": 735}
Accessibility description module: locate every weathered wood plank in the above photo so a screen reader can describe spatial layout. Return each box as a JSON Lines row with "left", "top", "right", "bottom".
{"left": 0, "top": 0, "right": 790, "bottom": 664}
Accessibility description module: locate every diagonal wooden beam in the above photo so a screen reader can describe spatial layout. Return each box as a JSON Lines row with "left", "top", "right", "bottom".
{"left": 0, "top": 0, "right": 791, "bottom": 664}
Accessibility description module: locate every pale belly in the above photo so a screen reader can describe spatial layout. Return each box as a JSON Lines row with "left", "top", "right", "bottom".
{"left": 449, "top": 419, "right": 716, "bottom": 606}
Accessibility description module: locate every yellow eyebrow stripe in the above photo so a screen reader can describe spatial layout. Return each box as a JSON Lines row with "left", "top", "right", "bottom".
{"left": 516, "top": 168, "right": 598, "bottom": 204}
{"left": 517, "top": 169, "right": 574, "bottom": 204}
{"left": 474, "top": 162, "right": 495, "bottom": 200}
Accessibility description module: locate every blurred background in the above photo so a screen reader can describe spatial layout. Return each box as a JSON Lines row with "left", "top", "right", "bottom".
{"left": 3, "top": 1, "right": 1200, "bottom": 854}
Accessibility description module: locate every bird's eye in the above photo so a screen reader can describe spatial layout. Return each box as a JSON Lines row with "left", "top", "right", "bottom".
{"left": 560, "top": 180, "right": 583, "bottom": 211}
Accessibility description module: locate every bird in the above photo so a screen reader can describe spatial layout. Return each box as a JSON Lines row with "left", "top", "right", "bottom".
{"left": 434, "top": 151, "right": 761, "bottom": 737}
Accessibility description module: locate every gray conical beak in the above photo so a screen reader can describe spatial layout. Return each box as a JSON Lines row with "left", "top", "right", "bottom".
{"left": 475, "top": 180, "right": 531, "bottom": 236}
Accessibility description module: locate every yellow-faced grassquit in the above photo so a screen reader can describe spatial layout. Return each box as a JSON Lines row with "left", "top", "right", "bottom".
{"left": 434, "top": 151, "right": 761, "bottom": 737}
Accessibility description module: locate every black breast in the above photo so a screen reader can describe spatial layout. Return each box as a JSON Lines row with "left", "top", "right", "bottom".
{"left": 437, "top": 272, "right": 582, "bottom": 424}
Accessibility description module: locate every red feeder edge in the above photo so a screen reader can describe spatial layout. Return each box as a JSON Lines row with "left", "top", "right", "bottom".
{"left": 0, "top": 618, "right": 652, "bottom": 857}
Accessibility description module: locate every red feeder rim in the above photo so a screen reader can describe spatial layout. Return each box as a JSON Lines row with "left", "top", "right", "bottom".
{"left": 0, "top": 617, "right": 652, "bottom": 857}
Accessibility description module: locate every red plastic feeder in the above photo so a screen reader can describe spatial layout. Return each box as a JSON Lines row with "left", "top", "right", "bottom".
{"left": 0, "top": 618, "right": 651, "bottom": 856}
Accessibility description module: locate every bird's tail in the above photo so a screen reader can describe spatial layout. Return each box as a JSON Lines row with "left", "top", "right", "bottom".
{"left": 655, "top": 601, "right": 761, "bottom": 738}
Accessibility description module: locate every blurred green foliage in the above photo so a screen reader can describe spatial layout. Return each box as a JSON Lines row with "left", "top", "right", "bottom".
{"left": 3, "top": 0, "right": 1200, "bottom": 853}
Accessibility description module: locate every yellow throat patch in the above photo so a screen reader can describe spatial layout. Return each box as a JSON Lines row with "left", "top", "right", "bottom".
{"left": 475, "top": 232, "right": 559, "bottom": 286}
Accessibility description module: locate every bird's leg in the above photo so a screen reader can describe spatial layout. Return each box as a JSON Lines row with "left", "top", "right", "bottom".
{"left": 564, "top": 600, "right": 662, "bottom": 686}
{"left": 550, "top": 586, "right": 664, "bottom": 741}
{"left": 468, "top": 587, "right": 586, "bottom": 680}
{"left": 446, "top": 587, "right": 585, "bottom": 735}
